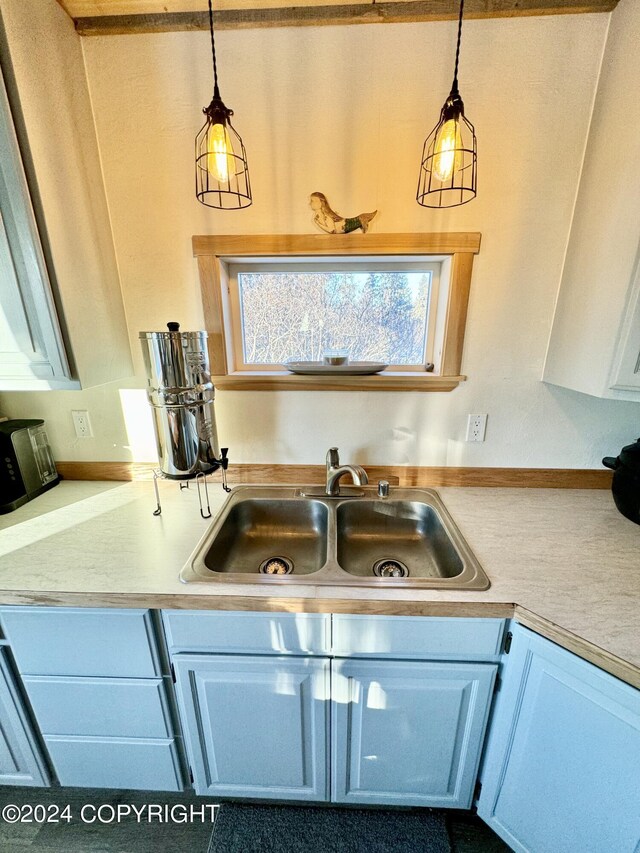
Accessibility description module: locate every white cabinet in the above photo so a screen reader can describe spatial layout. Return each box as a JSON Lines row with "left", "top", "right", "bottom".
{"left": 0, "top": 0, "right": 132, "bottom": 391}
{"left": 0, "top": 73, "right": 76, "bottom": 389}
{"left": 173, "top": 654, "right": 330, "bottom": 800}
{"left": 543, "top": 0, "right": 640, "bottom": 401}
{"left": 610, "top": 264, "right": 640, "bottom": 392}
{"left": 165, "top": 611, "right": 501, "bottom": 806}
{"left": 0, "top": 647, "right": 49, "bottom": 786}
{"left": 478, "top": 624, "right": 640, "bottom": 853}
{"left": 331, "top": 658, "right": 496, "bottom": 808}
{"left": 0, "top": 607, "right": 184, "bottom": 792}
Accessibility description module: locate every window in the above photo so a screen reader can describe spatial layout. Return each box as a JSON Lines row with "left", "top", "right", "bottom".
{"left": 193, "top": 233, "right": 480, "bottom": 391}
{"left": 228, "top": 261, "right": 440, "bottom": 371}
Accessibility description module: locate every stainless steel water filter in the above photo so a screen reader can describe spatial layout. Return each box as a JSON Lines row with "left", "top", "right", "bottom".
{"left": 139, "top": 323, "right": 227, "bottom": 480}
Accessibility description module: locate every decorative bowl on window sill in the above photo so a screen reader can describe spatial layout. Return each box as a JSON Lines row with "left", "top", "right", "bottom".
{"left": 284, "top": 361, "right": 388, "bottom": 376}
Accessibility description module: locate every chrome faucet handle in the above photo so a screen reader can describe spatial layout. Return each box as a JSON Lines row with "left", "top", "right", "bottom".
{"left": 326, "top": 447, "right": 340, "bottom": 470}
{"left": 378, "top": 480, "right": 390, "bottom": 498}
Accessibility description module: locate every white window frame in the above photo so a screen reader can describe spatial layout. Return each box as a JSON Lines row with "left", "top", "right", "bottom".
{"left": 227, "top": 258, "right": 442, "bottom": 372}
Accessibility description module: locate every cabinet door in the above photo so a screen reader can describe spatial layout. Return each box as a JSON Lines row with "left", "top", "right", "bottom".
{"left": 478, "top": 625, "right": 640, "bottom": 853}
{"left": 173, "top": 654, "right": 329, "bottom": 800}
{"left": 0, "top": 648, "right": 49, "bottom": 786}
{"left": 611, "top": 263, "right": 640, "bottom": 391}
{"left": 332, "top": 658, "right": 496, "bottom": 808}
{"left": 0, "top": 70, "right": 76, "bottom": 390}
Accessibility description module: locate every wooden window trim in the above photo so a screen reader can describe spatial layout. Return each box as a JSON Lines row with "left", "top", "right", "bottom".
{"left": 193, "top": 233, "right": 480, "bottom": 391}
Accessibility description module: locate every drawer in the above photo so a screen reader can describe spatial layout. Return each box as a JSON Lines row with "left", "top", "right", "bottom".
{"left": 0, "top": 608, "right": 161, "bottom": 677}
{"left": 0, "top": 649, "right": 50, "bottom": 787}
{"left": 44, "top": 736, "right": 183, "bottom": 791}
{"left": 332, "top": 616, "right": 506, "bottom": 660}
{"left": 23, "top": 676, "right": 173, "bottom": 739}
{"left": 163, "top": 610, "right": 330, "bottom": 655}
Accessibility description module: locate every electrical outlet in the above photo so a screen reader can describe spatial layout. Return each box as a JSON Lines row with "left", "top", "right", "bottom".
{"left": 72, "top": 410, "right": 93, "bottom": 438}
{"left": 466, "top": 414, "right": 487, "bottom": 442}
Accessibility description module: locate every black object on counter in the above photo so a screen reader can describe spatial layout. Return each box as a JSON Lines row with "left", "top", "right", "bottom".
{"left": 603, "top": 438, "right": 640, "bottom": 525}
{"left": 0, "top": 419, "right": 59, "bottom": 513}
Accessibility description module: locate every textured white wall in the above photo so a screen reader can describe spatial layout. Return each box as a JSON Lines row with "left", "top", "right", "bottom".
{"left": 2, "top": 10, "right": 639, "bottom": 467}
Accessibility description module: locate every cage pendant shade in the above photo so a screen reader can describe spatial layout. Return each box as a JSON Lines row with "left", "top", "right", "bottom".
{"left": 416, "top": 0, "right": 477, "bottom": 209}
{"left": 196, "top": 100, "right": 252, "bottom": 209}
{"left": 416, "top": 95, "right": 477, "bottom": 208}
{"left": 195, "top": 0, "right": 252, "bottom": 210}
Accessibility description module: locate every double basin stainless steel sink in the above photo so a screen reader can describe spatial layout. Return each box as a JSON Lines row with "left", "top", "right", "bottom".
{"left": 181, "top": 486, "right": 490, "bottom": 590}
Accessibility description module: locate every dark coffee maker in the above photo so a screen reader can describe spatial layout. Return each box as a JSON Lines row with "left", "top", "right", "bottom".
{"left": 603, "top": 438, "right": 640, "bottom": 525}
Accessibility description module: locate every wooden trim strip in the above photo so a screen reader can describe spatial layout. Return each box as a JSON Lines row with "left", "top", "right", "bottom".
{"left": 192, "top": 233, "right": 482, "bottom": 257}
{"left": 0, "top": 588, "right": 514, "bottom": 619}
{"left": 441, "top": 253, "right": 474, "bottom": 377}
{"left": 72, "top": 2, "right": 618, "bottom": 35}
{"left": 195, "top": 233, "right": 478, "bottom": 388}
{"left": 385, "top": 467, "right": 613, "bottom": 489}
{"left": 197, "top": 255, "right": 228, "bottom": 376}
{"left": 514, "top": 606, "right": 640, "bottom": 689}
{"left": 211, "top": 373, "right": 464, "bottom": 391}
{"left": 56, "top": 461, "right": 613, "bottom": 489}
{"left": 56, "top": 462, "right": 158, "bottom": 481}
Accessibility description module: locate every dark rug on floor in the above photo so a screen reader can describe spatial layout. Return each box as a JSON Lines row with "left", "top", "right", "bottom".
{"left": 208, "top": 803, "right": 452, "bottom": 853}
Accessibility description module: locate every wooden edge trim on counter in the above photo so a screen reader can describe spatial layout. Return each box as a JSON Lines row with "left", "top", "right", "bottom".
{"left": 0, "top": 588, "right": 636, "bottom": 688}
{"left": 71, "top": 1, "right": 619, "bottom": 36}
{"left": 514, "top": 606, "right": 640, "bottom": 690}
{"left": 0, "top": 590, "right": 514, "bottom": 619}
{"left": 55, "top": 461, "right": 614, "bottom": 489}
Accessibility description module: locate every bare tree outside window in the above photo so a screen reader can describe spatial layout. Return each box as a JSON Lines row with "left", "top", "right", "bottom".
{"left": 237, "top": 271, "right": 432, "bottom": 365}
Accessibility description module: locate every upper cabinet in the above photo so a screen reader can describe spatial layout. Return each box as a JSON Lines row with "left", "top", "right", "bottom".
{"left": 610, "top": 263, "right": 640, "bottom": 392}
{"left": 543, "top": 0, "right": 640, "bottom": 402}
{"left": 0, "top": 0, "right": 132, "bottom": 391}
{"left": 0, "top": 71, "right": 76, "bottom": 389}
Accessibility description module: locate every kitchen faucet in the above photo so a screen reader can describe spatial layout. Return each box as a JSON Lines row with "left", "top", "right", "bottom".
{"left": 325, "top": 447, "right": 369, "bottom": 496}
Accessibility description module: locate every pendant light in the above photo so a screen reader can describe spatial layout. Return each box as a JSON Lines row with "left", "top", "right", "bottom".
{"left": 195, "top": 0, "right": 252, "bottom": 209}
{"left": 416, "top": 0, "right": 477, "bottom": 209}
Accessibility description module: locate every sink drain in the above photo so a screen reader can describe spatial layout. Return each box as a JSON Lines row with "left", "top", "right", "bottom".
{"left": 372, "top": 559, "right": 409, "bottom": 578}
{"left": 259, "top": 557, "right": 294, "bottom": 575}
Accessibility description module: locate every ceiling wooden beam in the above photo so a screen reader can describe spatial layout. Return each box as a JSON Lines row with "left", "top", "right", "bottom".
{"left": 57, "top": 0, "right": 618, "bottom": 35}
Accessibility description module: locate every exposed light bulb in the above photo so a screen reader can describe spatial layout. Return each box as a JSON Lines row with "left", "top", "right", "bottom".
{"left": 207, "top": 122, "right": 235, "bottom": 184}
{"left": 432, "top": 118, "right": 463, "bottom": 182}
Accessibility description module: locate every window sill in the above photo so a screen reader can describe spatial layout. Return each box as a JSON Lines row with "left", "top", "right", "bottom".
{"left": 213, "top": 371, "right": 465, "bottom": 392}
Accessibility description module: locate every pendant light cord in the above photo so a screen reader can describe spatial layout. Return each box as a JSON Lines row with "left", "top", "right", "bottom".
{"left": 452, "top": 0, "right": 464, "bottom": 93}
{"left": 208, "top": 0, "right": 220, "bottom": 98}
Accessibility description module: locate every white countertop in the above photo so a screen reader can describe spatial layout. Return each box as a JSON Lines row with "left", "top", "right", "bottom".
{"left": 0, "top": 479, "right": 638, "bottom": 687}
